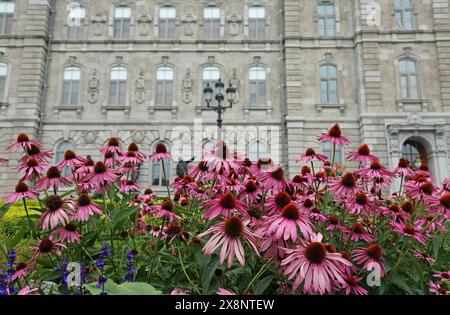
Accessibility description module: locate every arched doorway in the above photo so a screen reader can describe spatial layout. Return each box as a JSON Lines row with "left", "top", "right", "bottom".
{"left": 402, "top": 138, "right": 428, "bottom": 171}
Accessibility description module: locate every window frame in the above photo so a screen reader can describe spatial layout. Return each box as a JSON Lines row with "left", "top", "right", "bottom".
{"left": 0, "top": 1, "right": 14, "bottom": 35}
{"left": 394, "top": 0, "right": 413, "bottom": 30}
{"left": 67, "top": 5, "right": 86, "bottom": 40}
{"left": 203, "top": 7, "right": 221, "bottom": 40}
{"left": 113, "top": 5, "right": 132, "bottom": 39}
{"left": 317, "top": 3, "right": 336, "bottom": 37}
{"left": 155, "top": 67, "right": 174, "bottom": 107}
{"left": 320, "top": 63, "right": 339, "bottom": 104}
{"left": 398, "top": 58, "right": 420, "bottom": 100}
{"left": 248, "top": 67, "right": 267, "bottom": 106}
{"left": 151, "top": 142, "right": 172, "bottom": 186}
{"left": 109, "top": 66, "right": 128, "bottom": 106}
{"left": 61, "top": 67, "right": 81, "bottom": 106}
{"left": 159, "top": 6, "right": 176, "bottom": 39}
{"left": 248, "top": 6, "right": 266, "bottom": 40}
{"left": 248, "top": 140, "right": 270, "bottom": 161}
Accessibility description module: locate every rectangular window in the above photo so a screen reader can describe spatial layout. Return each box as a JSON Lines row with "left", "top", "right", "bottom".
{"left": 203, "top": 7, "right": 221, "bottom": 40}
{"left": 0, "top": 2, "right": 14, "bottom": 34}
{"left": 62, "top": 68, "right": 80, "bottom": 106}
{"left": 318, "top": 3, "right": 336, "bottom": 36}
{"left": 68, "top": 6, "right": 85, "bottom": 39}
{"left": 152, "top": 159, "right": 171, "bottom": 186}
{"left": 248, "top": 6, "right": 265, "bottom": 40}
{"left": 394, "top": 0, "right": 413, "bottom": 30}
{"left": 156, "top": 68, "right": 174, "bottom": 106}
{"left": 114, "top": 6, "right": 131, "bottom": 39}
{"left": 159, "top": 7, "right": 176, "bottom": 39}
{"left": 249, "top": 68, "right": 267, "bottom": 106}
{"left": 109, "top": 68, "right": 127, "bottom": 105}
{"left": 0, "top": 63, "right": 6, "bottom": 100}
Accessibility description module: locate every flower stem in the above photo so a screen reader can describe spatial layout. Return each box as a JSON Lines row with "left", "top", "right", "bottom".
{"left": 161, "top": 160, "right": 171, "bottom": 199}
{"left": 178, "top": 250, "right": 201, "bottom": 295}
{"left": 22, "top": 198, "right": 35, "bottom": 237}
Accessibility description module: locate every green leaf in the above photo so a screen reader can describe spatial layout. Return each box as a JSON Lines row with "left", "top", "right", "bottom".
{"left": 253, "top": 275, "right": 274, "bottom": 295}
{"left": 201, "top": 258, "right": 219, "bottom": 294}
{"left": 390, "top": 273, "right": 413, "bottom": 294}
{"left": 85, "top": 280, "right": 162, "bottom": 295}
{"left": 431, "top": 234, "right": 443, "bottom": 258}
{"left": 0, "top": 203, "right": 11, "bottom": 219}
{"left": 6, "top": 228, "right": 27, "bottom": 249}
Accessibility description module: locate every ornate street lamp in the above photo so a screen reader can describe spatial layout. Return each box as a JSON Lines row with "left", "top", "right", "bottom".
{"left": 203, "top": 78, "right": 236, "bottom": 140}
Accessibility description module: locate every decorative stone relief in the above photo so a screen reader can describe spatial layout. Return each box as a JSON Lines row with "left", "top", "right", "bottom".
{"left": 137, "top": 14, "right": 152, "bottom": 36}
{"left": 83, "top": 131, "right": 98, "bottom": 144}
{"left": 230, "top": 68, "right": 240, "bottom": 103}
{"left": 91, "top": 15, "right": 107, "bottom": 36}
{"left": 88, "top": 69, "right": 100, "bottom": 104}
{"left": 227, "top": 13, "right": 242, "bottom": 36}
{"left": 131, "top": 130, "right": 146, "bottom": 144}
{"left": 182, "top": 68, "right": 193, "bottom": 104}
{"left": 135, "top": 69, "right": 146, "bottom": 104}
{"left": 182, "top": 13, "right": 197, "bottom": 36}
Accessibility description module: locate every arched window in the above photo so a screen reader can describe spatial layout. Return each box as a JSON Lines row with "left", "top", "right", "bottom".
{"left": 156, "top": 67, "right": 174, "bottom": 106}
{"left": 394, "top": 0, "right": 413, "bottom": 30}
{"left": 109, "top": 67, "right": 127, "bottom": 106}
{"left": 152, "top": 142, "right": 171, "bottom": 186}
{"left": 317, "top": 3, "right": 335, "bottom": 36}
{"left": 323, "top": 142, "right": 342, "bottom": 166}
{"left": 0, "top": 62, "right": 7, "bottom": 100}
{"left": 249, "top": 140, "right": 269, "bottom": 161}
{"left": 55, "top": 141, "right": 76, "bottom": 177}
{"left": 67, "top": 5, "right": 85, "bottom": 39}
{"left": 159, "top": 6, "right": 176, "bottom": 39}
{"left": 0, "top": 1, "right": 14, "bottom": 34}
{"left": 402, "top": 139, "right": 428, "bottom": 170}
{"left": 320, "top": 64, "right": 338, "bottom": 104}
{"left": 203, "top": 7, "right": 220, "bottom": 39}
{"left": 62, "top": 67, "right": 80, "bottom": 106}
{"left": 249, "top": 67, "right": 267, "bottom": 106}
{"left": 202, "top": 66, "right": 220, "bottom": 105}
{"left": 399, "top": 58, "right": 419, "bottom": 100}
{"left": 114, "top": 6, "right": 131, "bottom": 39}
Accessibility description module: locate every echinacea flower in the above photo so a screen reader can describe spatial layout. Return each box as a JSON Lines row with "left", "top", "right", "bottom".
{"left": 73, "top": 193, "right": 103, "bottom": 222}
{"left": 341, "top": 275, "right": 368, "bottom": 295}
{"left": 0, "top": 156, "right": 8, "bottom": 166}
{"left": 198, "top": 216, "right": 259, "bottom": 269}
{"left": 84, "top": 161, "right": 119, "bottom": 188}
{"left": 318, "top": 124, "right": 351, "bottom": 146}
{"left": 202, "top": 192, "right": 248, "bottom": 219}
{"left": 75, "top": 156, "right": 95, "bottom": 176}
{"left": 239, "top": 179, "right": 262, "bottom": 203}
{"left": 346, "top": 144, "right": 378, "bottom": 164}
{"left": 393, "top": 158, "right": 414, "bottom": 178}
{"left": 3, "top": 181, "right": 39, "bottom": 203}
{"left": 56, "top": 150, "right": 86, "bottom": 171}
{"left": 170, "top": 288, "right": 191, "bottom": 295}
{"left": 295, "top": 148, "right": 328, "bottom": 164}
{"left": 35, "top": 166, "right": 71, "bottom": 191}
{"left": 258, "top": 166, "right": 289, "bottom": 192}
{"left": 21, "top": 144, "right": 53, "bottom": 163}
{"left": 154, "top": 200, "right": 182, "bottom": 223}
{"left": 17, "top": 286, "right": 39, "bottom": 295}
{"left": 430, "top": 193, "right": 450, "bottom": 218}
{"left": 16, "top": 158, "right": 48, "bottom": 181}
{"left": 329, "top": 173, "right": 361, "bottom": 197}
{"left": 429, "top": 282, "right": 448, "bottom": 295}
{"left": 264, "top": 192, "right": 292, "bottom": 215}
{"left": 119, "top": 151, "right": 143, "bottom": 166}
{"left": 50, "top": 223, "right": 81, "bottom": 243}
{"left": 127, "top": 142, "right": 147, "bottom": 160}
{"left": 119, "top": 180, "right": 140, "bottom": 193}
{"left": 281, "top": 233, "right": 352, "bottom": 294}
{"left": 390, "top": 220, "right": 429, "bottom": 245}
{"left": 340, "top": 222, "right": 374, "bottom": 243}
{"left": 30, "top": 238, "right": 66, "bottom": 261}
{"left": 11, "top": 262, "right": 32, "bottom": 281}
{"left": 99, "top": 137, "right": 123, "bottom": 156}
{"left": 38, "top": 195, "right": 73, "bottom": 231}
{"left": 344, "top": 192, "right": 377, "bottom": 215}
{"left": 414, "top": 250, "right": 436, "bottom": 266}
{"left": 7, "top": 133, "right": 42, "bottom": 152}
{"left": 204, "top": 140, "right": 239, "bottom": 174}
{"left": 189, "top": 161, "right": 209, "bottom": 180}
{"left": 352, "top": 244, "right": 385, "bottom": 277}
{"left": 150, "top": 142, "right": 172, "bottom": 161}
{"left": 265, "top": 203, "right": 314, "bottom": 242}
{"left": 356, "top": 161, "right": 394, "bottom": 182}
{"left": 433, "top": 271, "right": 450, "bottom": 281}
{"left": 404, "top": 181, "right": 436, "bottom": 203}
{"left": 217, "top": 288, "right": 237, "bottom": 295}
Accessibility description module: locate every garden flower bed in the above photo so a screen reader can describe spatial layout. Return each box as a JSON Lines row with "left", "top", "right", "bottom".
{"left": 0, "top": 124, "right": 448, "bottom": 295}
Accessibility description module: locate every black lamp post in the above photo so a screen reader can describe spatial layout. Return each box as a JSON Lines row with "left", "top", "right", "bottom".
{"left": 203, "top": 78, "right": 236, "bottom": 140}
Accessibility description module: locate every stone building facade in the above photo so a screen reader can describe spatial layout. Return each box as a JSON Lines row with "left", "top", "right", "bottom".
{"left": 0, "top": 0, "right": 449, "bottom": 194}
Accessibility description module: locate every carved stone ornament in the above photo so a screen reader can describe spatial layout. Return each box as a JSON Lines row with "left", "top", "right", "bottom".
{"left": 83, "top": 131, "right": 98, "bottom": 144}
{"left": 182, "top": 68, "right": 193, "bottom": 104}
{"left": 182, "top": 13, "right": 197, "bottom": 36}
{"left": 135, "top": 69, "right": 146, "bottom": 104}
{"left": 91, "top": 15, "right": 107, "bottom": 36}
{"left": 88, "top": 69, "right": 100, "bottom": 104}
{"left": 227, "top": 13, "right": 242, "bottom": 36}
{"left": 137, "top": 14, "right": 152, "bottom": 36}
{"left": 131, "top": 130, "right": 146, "bottom": 144}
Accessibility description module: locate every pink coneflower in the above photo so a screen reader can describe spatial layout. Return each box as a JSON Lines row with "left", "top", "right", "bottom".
{"left": 17, "top": 157, "right": 48, "bottom": 181}
{"left": 393, "top": 158, "right": 414, "bottom": 178}
{"left": 281, "top": 233, "right": 352, "bottom": 294}
{"left": 341, "top": 222, "right": 374, "bottom": 243}
{"left": 30, "top": 238, "right": 66, "bottom": 261}
{"left": 217, "top": 288, "right": 237, "bottom": 295}
{"left": 150, "top": 142, "right": 172, "bottom": 161}
{"left": 356, "top": 161, "right": 394, "bottom": 182}
{"left": 7, "top": 133, "right": 42, "bottom": 152}
{"left": 4, "top": 181, "right": 39, "bottom": 203}
{"left": 202, "top": 192, "right": 248, "bottom": 219}
{"left": 204, "top": 140, "right": 239, "bottom": 174}
{"left": 143, "top": 188, "right": 156, "bottom": 202}
{"left": 345, "top": 192, "right": 377, "bottom": 215}
{"left": 346, "top": 144, "right": 378, "bottom": 164}
{"left": 404, "top": 181, "right": 436, "bottom": 202}
{"left": 430, "top": 193, "right": 450, "bottom": 218}
{"left": 99, "top": 137, "right": 123, "bottom": 156}
{"left": 265, "top": 192, "right": 292, "bottom": 215}
{"left": 50, "top": 223, "right": 81, "bottom": 243}
{"left": 127, "top": 142, "right": 147, "bottom": 160}
{"left": 84, "top": 161, "right": 118, "bottom": 187}
{"left": 414, "top": 250, "right": 436, "bottom": 266}
{"left": 329, "top": 173, "right": 361, "bottom": 197}
{"left": 119, "top": 180, "right": 140, "bottom": 193}
{"left": 251, "top": 158, "right": 274, "bottom": 174}
{"left": 307, "top": 208, "right": 328, "bottom": 223}
{"left": 325, "top": 214, "right": 341, "bottom": 231}
{"left": 416, "top": 163, "right": 432, "bottom": 177}
{"left": 352, "top": 244, "right": 385, "bottom": 277}
{"left": 429, "top": 282, "right": 448, "bottom": 295}
{"left": 266, "top": 203, "right": 314, "bottom": 241}
{"left": 189, "top": 161, "right": 209, "bottom": 180}
{"left": 56, "top": 150, "right": 86, "bottom": 171}
{"left": 72, "top": 193, "right": 103, "bottom": 222}
{"left": 390, "top": 220, "right": 428, "bottom": 245}
{"left": 318, "top": 124, "right": 351, "bottom": 146}
{"left": 119, "top": 151, "right": 142, "bottom": 165}
{"left": 11, "top": 262, "right": 32, "bottom": 281}
{"left": 154, "top": 200, "right": 181, "bottom": 222}
{"left": 295, "top": 148, "right": 328, "bottom": 163}
{"left": 17, "top": 286, "right": 39, "bottom": 295}
{"left": 38, "top": 195, "right": 73, "bottom": 231}
{"left": 21, "top": 144, "right": 54, "bottom": 163}
{"left": 341, "top": 275, "right": 368, "bottom": 295}
{"left": 0, "top": 156, "right": 7, "bottom": 165}
{"left": 433, "top": 271, "right": 450, "bottom": 281}
{"left": 170, "top": 288, "right": 191, "bottom": 295}
{"left": 75, "top": 156, "right": 95, "bottom": 176}
{"left": 258, "top": 166, "right": 289, "bottom": 192}
{"left": 239, "top": 179, "right": 262, "bottom": 203}
{"left": 35, "top": 166, "right": 71, "bottom": 191}
{"left": 198, "top": 216, "right": 259, "bottom": 269}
